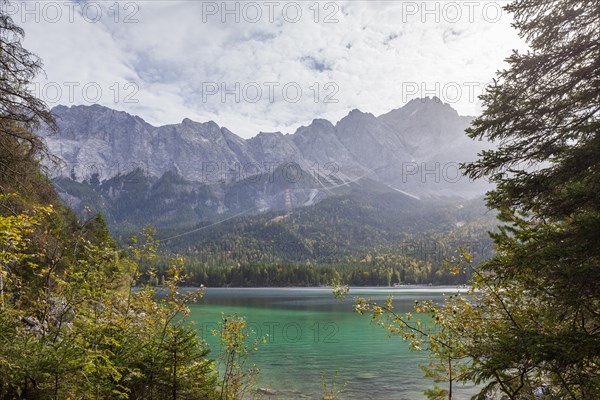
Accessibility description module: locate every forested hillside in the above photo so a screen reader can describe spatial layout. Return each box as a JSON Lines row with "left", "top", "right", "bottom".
{"left": 52, "top": 169, "right": 496, "bottom": 286}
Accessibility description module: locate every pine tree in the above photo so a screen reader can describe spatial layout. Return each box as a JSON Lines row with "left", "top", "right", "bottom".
{"left": 352, "top": 0, "right": 599, "bottom": 398}
{"left": 457, "top": 0, "right": 600, "bottom": 396}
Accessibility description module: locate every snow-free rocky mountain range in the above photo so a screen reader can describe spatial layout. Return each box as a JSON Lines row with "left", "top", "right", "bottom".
{"left": 41, "top": 97, "right": 490, "bottom": 230}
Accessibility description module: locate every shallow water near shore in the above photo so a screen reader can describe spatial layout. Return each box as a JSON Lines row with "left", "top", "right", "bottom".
{"left": 186, "top": 287, "right": 477, "bottom": 399}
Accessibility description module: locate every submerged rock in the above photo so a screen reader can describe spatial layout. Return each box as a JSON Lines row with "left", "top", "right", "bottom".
{"left": 257, "top": 387, "right": 277, "bottom": 396}
{"left": 355, "top": 372, "right": 378, "bottom": 380}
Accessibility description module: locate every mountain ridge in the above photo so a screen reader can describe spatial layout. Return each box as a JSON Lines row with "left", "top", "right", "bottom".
{"left": 43, "top": 98, "right": 495, "bottom": 264}
{"left": 41, "top": 97, "right": 489, "bottom": 204}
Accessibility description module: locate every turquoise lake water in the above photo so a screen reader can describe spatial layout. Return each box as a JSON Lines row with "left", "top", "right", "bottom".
{"left": 187, "top": 287, "right": 477, "bottom": 399}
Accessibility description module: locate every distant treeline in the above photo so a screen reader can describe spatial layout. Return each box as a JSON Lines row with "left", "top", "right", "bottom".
{"left": 140, "top": 252, "right": 477, "bottom": 287}
{"left": 137, "top": 225, "right": 493, "bottom": 287}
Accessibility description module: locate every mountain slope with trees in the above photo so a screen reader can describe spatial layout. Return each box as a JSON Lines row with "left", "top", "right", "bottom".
{"left": 52, "top": 166, "right": 497, "bottom": 286}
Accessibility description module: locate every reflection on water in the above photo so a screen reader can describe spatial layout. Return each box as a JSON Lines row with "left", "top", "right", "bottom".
{"left": 186, "top": 287, "right": 475, "bottom": 399}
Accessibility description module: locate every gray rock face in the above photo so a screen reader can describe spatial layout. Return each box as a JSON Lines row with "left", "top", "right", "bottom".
{"left": 41, "top": 97, "right": 489, "bottom": 199}
{"left": 247, "top": 131, "right": 301, "bottom": 165}
{"left": 374, "top": 97, "right": 488, "bottom": 196}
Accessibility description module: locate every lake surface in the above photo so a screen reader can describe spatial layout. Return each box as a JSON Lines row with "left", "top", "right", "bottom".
{"left": 187, "top": 287, "right": 476, "bottom": 399}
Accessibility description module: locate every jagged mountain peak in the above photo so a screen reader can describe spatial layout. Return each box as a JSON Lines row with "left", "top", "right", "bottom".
{"left": 294, "top": 118, "right": 335, "bottom": 135}
{"left": 255, "top": 131, "right": 285, "bottom": 138}
{"left": 42, "top": 100, "right": 488, "bottom": 199}
{"left": 306, "top": 118, "right": 335, "bottom": 129}
{"left": 379, "top": 96, "right": 459, "bottom": 122}
{"left": 46, "top": 104, "right": 151, "bottom": 142}
{"left": 177, "top": 117, "right": 220, "bottom": 130}
{"left": 180, "top": 117, "right": 222, "bottom": 131}
{"left": 175, "top": 118, "right": 225, "bottom": 141}
{"left": 52, "top": 103, "right": 148, "bottom": 122}
{"left": 334, "top": 108, "right": 381, "bottom": 136}
{"left": 344, "top": 108, "right": 375, "bottom": 119}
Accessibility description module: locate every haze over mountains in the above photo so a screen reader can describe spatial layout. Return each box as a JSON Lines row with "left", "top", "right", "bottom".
{"left": 42, "top": 96, "right": 489, "bottom": 205}
{"left": 40, "top": 97, "right": 495, "bottom": 262}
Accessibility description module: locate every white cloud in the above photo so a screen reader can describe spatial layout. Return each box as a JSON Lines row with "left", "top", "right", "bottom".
{"left": 12, "top": 0, "right": 525, "bottom": 138}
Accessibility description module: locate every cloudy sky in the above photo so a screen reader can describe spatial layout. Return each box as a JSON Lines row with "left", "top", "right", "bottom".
{"left": 12, "top": 0, "right": 524, "bottom": 138}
